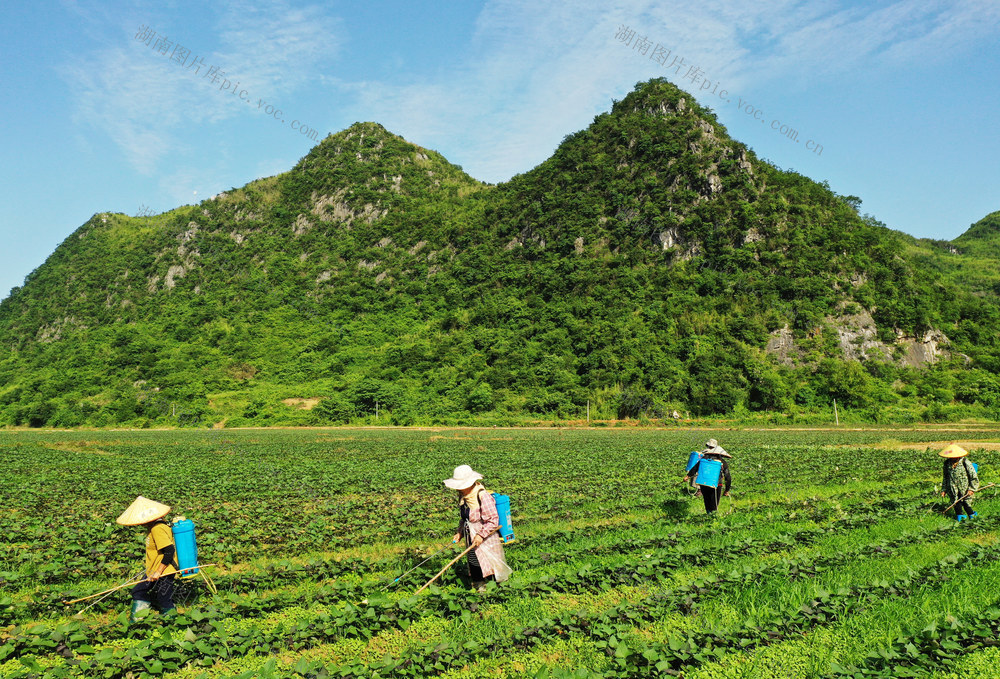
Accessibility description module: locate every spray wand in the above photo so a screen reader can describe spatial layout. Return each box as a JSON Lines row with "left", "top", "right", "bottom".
{"left": 941, "top": 483, "right": 997, "bottom": 515}
{"left": 382, "top": 540, "right": 458, "bottom": 590}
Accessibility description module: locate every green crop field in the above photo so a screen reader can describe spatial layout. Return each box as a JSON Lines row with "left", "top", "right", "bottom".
{"left": 5, "top": 426, "right": 1000, "bottom": 678}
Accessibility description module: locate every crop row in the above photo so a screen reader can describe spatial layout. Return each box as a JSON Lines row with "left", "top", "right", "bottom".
{"left": 825, "top": 603, "right": 1000, "bottom": 676}
{"left": 1, "top": 510, "right": 972, "bottom": 677}
{"left": 3, "top": 429, "right": 997, "bottom": 679}
{"left": 256, "top": 529, "right": 985, "bottom": 678}
{"left": 0, "top": 433, "right": 954, "bottom": 573}
{"left": 3, "top": 487, "right": 931, "bottom": 632}
{"left": 2, "top": 479, "right": 947, "bottom": 645}
{"left": 7, "top": 473, "right": 938, "bottom": 612}
{"left": 319, "top": 532, "right": 1000, "bottom": 678}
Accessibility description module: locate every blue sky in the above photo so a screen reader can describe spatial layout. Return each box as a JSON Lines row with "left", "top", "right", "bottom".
{"left": 2, "top": 0, "right": 999, "bottom": 300}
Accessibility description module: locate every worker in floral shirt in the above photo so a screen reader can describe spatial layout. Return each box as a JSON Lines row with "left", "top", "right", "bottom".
{"left": 940, "top": 444, "right": 979, "bottom": 522}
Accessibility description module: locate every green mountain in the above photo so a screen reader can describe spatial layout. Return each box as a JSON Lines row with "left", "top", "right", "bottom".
{"left": 2, "top": 79, "right": 999, "bottom": 427}
{"left": 899, "top": 210, "right": 1000, "bottom": 298}
{"left": 956, "top": 210, "right": 1000, "bottom": 249}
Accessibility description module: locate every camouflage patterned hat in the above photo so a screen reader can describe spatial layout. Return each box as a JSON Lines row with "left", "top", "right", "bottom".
{"left": 938, "top": 444, "right": 969, "bottom": 459}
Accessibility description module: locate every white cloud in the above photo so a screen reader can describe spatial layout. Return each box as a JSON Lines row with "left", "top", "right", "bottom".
{"left": 62, "top": 0, "right": 341, "bottom": 175}
{"left": 334, "top": 0, "right": 1000, "bottom": 182}
{"left": 62, "top": 47, "right": 204, "bottom": 174}
{"left": 61, "top": 0, "right": 1000, "bottom": 185}
{"left": 213, "top": 0, "right": 342, "bottom": 99}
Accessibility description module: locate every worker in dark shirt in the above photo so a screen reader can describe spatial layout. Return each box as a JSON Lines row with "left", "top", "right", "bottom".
{"left": 683, "top": 439, "right": 732, "bottom": 513}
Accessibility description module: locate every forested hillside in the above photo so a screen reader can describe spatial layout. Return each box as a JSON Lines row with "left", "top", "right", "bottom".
{"left": 1, "top": 79, "right": 998, "bottom": 427}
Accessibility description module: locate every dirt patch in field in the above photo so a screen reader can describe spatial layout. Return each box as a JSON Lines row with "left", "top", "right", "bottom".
{"left": 283, "top": 398, "right": 322, "bottom": 410}
{"left": 893, "top": 440, "right": 1000, "bottom": 451}
{"left": 43, "top": 441, "right": 114, "bottom": 456}
{"left": 965, "top": 533, "right": 1000, "bottom": 547}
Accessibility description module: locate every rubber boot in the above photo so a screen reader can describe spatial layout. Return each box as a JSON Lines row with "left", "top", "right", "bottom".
{"left": 129, "top": 600, "right": 151, "bottom": 624}
{"left": 956, "top": 514, "right": 968, "bottom": 522}
{"left": 971, "top": 512, "right": 978, "bottom": 519}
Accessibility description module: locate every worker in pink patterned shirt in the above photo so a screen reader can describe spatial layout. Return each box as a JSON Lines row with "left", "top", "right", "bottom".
{"left": 445, "top": 465, "right": 512, "bottom": 592}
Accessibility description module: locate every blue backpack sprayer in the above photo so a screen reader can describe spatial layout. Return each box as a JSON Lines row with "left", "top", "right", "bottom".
{"left": 171, "top": 517, "right": 218, "bottom": 594}
{"left": 492, "top": 493, "right": 516, "bottom": 543}
{"left": 171, "top": 518, "right": 200, "bottom": 576}
{"left": 686, "top": 450, "right": 723, "bottom": 488}
{"left": 695, "top": 459, "right": 724, "bottom": 488}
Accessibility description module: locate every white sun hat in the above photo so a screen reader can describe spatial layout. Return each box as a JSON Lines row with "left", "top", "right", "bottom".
{"left": 116, "top": 496, "right": 171, "bottom": 526}
{"left": 443, "top": 465, "right": 483, "bottom": 490}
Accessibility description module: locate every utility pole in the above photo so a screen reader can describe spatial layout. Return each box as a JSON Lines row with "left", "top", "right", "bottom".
{"left": 833, "top": 399, "right": 839, "bottom": 426}
{"left": 587, "top": 400, "right": 590, "bottom": 424}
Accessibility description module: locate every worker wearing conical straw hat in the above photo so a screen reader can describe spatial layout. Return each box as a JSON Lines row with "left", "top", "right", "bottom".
{"left": 683, "top": 439, "right": 733, "bottom": 514}
{"left": 939, "top": 444, "right": 979, "bottom": 522}
{"left": 445, "top": 465, "right": 511, "bottom": 592}
{"left": 116, "top": 496, "right": 179, "bottom": 622}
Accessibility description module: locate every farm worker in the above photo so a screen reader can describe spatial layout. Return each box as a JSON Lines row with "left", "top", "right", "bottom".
{"left": 683, "top": 439, "right": 732, "bottom": 514}
{"left": 939, "top": 444, "right": 979, "bottom": 521}
{"left": 116, "top": 496, "right": 179, "bottom": 622}
{"left": 444, "top": 465, "right": 512, "bottom": 592}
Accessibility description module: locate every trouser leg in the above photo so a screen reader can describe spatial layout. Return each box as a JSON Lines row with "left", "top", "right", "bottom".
{"left": 131, "top": 576, "right": 175, "bottom": 615}
{"left": 956, "top": 499, "right": 974, "bottom": 516}
{"left": 130, "top": 580, "right": 153, "bottom": 623}
{"left": 468, "top": 558, "right": 484, "bottom": 581}
{"left": 701, "top": 485, "right": 719, "bottom": 513}
{"left": 468, "top": 550, "right": 491, "bottom": 591}
{"left": 151, "top": 575, "right": 176, "bottom": 613}
{"left": 132, "top": 579, "right": 153, "bottom": 603}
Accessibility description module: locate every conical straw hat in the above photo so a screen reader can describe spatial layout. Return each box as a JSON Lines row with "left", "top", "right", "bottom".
{"left": 938, "top": 444, "right": 969, "bottom": 459}
{"left": 116, "top": 496, "right": 171, "bottom": 525}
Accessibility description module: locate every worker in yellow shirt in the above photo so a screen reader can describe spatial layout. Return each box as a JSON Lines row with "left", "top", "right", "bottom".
{"left": 116, "top": 496, "right": 179, "bottom": 622}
